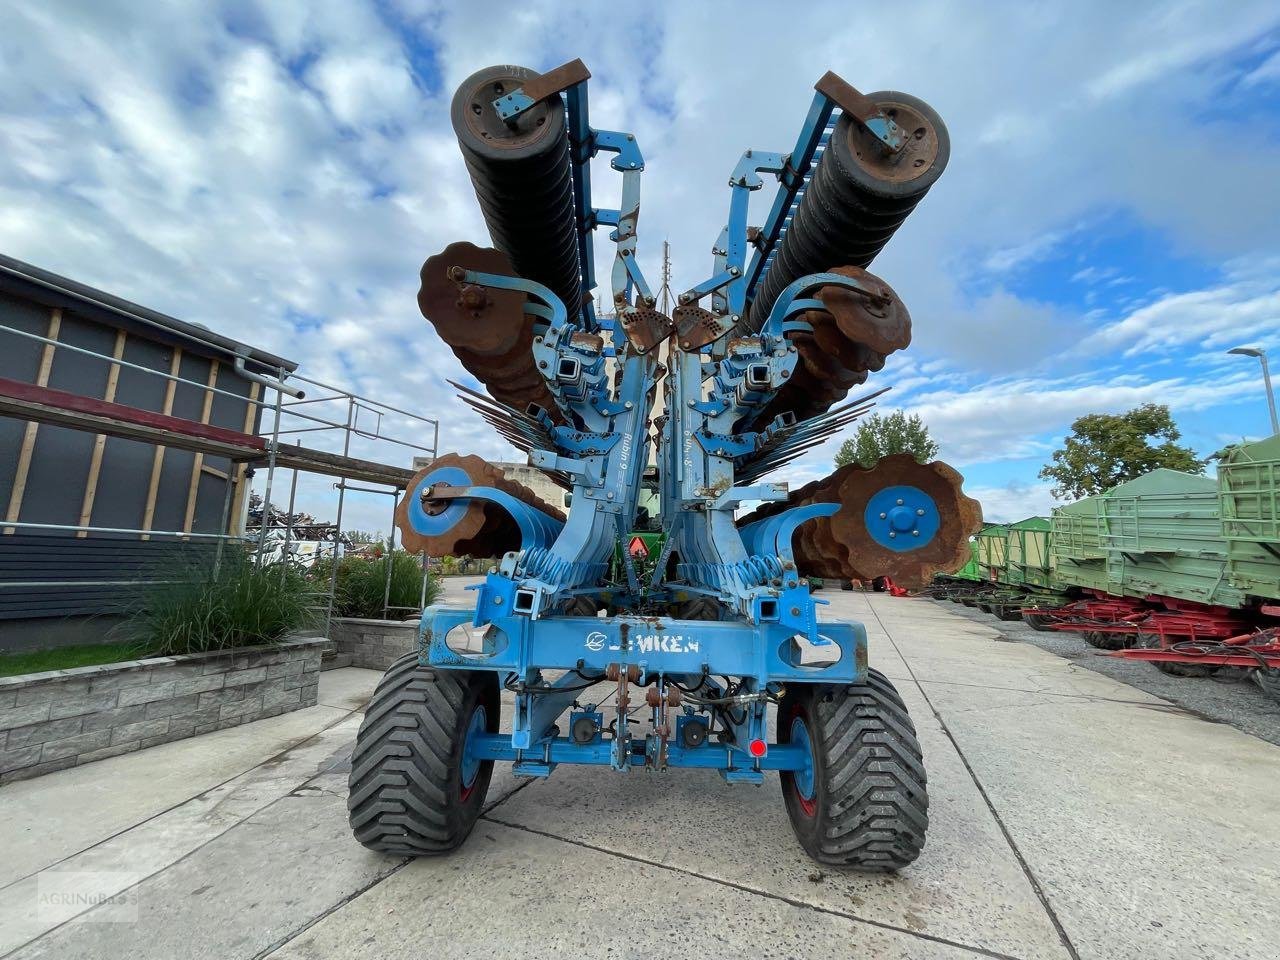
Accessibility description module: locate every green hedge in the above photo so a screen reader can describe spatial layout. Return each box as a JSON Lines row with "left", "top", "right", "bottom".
{"left": 315, "top": 551, "right": 441, "bottom": 620}
{"left": 124, "top": 553, "right": 319, "bottom": 656}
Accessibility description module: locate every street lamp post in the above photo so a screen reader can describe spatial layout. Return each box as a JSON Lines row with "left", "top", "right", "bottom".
{"left": 1228, "top": 345, "right": 1279, "bottom": 435}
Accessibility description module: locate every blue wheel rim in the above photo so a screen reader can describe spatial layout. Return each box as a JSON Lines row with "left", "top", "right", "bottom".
{"left": 864, "top": 485, "right": 940, "bottom": 552}
{"left": 460, "top": 705, "right": 486, "bottom": 790}
{"left": 790, "top": 715, "right": 816, "bottom": 802}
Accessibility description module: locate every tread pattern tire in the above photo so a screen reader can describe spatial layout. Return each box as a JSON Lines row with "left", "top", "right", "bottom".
{"left": 1255, "top": 668, "right": 1280, "bottom": 703}
{"left": 781, "top": 669, "right": 928, "bottom": 871}
{"left": 1082, "top": 629, "right": 1128, "bottom": 650}
{"left": 348, "top": 653, "right": 499, "bottom": 856}
{"left": 1136, "top": 632, "right": 1216, "bottom": 678}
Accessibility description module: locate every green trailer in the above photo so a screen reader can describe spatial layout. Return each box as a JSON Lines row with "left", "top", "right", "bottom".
{"left": 1050, "top": 495, "right": 1110, "bottom": 594}
{"left": 1219, "top": 434, "right": 1280, "bottom": 603}
{"left": 1099, "top": 468, "right": 1246, "bottom": 609}
{"left": 1006, "top": 517, "right": 1053, "bottom": 589}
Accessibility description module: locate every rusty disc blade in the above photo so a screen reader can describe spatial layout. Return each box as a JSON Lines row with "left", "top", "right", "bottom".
{"left": 817, "top": 265, "right": 911, "bottom": 356}
{"left": 419, "top": 242, "right": 529, "bottom": 356}
{"left": 395, "top": 453, "right": 565, "bottom": 558}
{"left": 828, "top": 454, "right": 983, "bottom": 589}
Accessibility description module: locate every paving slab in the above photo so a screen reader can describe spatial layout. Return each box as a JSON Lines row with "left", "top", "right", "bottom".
{"left": 8, "top": 771, "right": 400, "bottom": 960}
{"left": 0, "top": 702, "right": 350, "bottom": 886}
{"left": 315, "top": 667, "right": 380, "bottom": 712}
{"left": 5, "top": 595, "right": 1279, "bottom": 960}
{"left": 265, "top": 820, "right": 985, "bottom": 960}
{"left": 861, "top": 592, "right": 1280, "bottom": 960}
{"left": 1, "top": 718, "right": 362, "bottom": 955}
{"left": 486, "top": 681, "right": 1071, "bottom": 960}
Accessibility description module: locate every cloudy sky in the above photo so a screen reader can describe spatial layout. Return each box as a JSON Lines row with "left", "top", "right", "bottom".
{"left": 3, "top": 0, "right": 1280, "bottom": 533}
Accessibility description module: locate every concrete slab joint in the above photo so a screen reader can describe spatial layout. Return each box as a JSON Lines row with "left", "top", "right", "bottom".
{"left": 0, "top": 637, "right": 326, "bottom": 784}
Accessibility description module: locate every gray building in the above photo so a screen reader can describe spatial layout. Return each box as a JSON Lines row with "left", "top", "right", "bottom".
{"left": 0, "top": 255, "right": 297, "bottom": 649}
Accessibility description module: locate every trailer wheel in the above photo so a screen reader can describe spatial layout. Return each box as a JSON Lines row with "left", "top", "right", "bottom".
{"left": 1022, "top": 613, "right": 1053, "bottom": 631}
{"left": 1135, "top": 632, "right": 1216, "bottom": 678}
{"left": 348, "top": 653, "right": 499, "bottom": 856}
{"left": 1082, "top": 630, "right": 1128, "bottom": 650}
{"left": 1255, "top": 668, "right": 1280, "bottom": 704}
{"left": 780, "top": 670, "right": 928, "bottom": 871}
{"left": 997, "top": 607, "right": 1023, "bottom": 622}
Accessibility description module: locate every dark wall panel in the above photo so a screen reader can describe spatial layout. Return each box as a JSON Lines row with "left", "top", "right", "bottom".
{"left": 19, "top": 311, "right": 116, "bottom": 528}
{"left": 0, "top": 294, "right": 57, "bottom": 515}
{"left": 91, "top": 336, "right": 174, "bottom": 530}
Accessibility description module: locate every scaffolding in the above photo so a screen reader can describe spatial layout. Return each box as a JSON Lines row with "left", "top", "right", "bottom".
{"left": 0, "top": 317, "right": 440, "bottom": 629}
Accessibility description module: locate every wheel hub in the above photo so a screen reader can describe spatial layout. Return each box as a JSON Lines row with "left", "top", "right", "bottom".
{"left": 790, "top": 715, "right": 817, "bottom": 815}
{"left": 460, "top": 705, "right": 487, "bottom": 799}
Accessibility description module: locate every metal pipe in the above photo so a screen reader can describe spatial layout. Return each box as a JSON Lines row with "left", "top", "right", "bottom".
{"left": 1263, "top": 353, "right": 1279, "bottom": 435}
{"left": 382, "top": 488, "right": 399, "bottom": 619}
{"left": 253, "top": 384, "right": 285, "bottom": 566}
{"left": 323, "top": 397, "right": 355, "bottom": 634}
{"left": 1228, "top": 346, "right": 1280, "bottom": 435}
{"left": 1, "top": 322, "right": 437, "bottom": 438}
{"left": 233, "top": 353, "right": 304, "bottom": 398}
{"left": 3, "top": 520, "right": 249, "bottom": 540}
{"left": 0, "top": 580, "right": 181, "bottom": 589}
{"left": 213, "top": 466, "right": 236, "bottom": 576}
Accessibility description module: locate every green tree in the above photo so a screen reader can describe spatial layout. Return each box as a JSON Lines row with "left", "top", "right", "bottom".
{"left": 1038, "top": 403, "right": 1205, "bottom": 500}
{"left": 835, "top": 411, "right": 939, "bottom": 469}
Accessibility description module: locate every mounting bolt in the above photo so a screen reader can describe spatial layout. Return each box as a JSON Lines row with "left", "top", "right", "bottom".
{"left": 607, "top": 492, "right": 614, "bottom": 499}
{"left": 624, "top": 401, "right": 633, "bottom": 409}
{"left": 731, "top": 315, "right": 739, "bottom": 323}
{"left": 912, "top": 530, "right": 920, "bottom": 536}
{"left": 493, "top": 596, "right": 503, "bottom": 605}
{"left": 896, "top": 498, "right": 904, "bottom": 506}
{"left": 916, "top": 508, "right": 925, "bottom": 516}
{"left": 879, "top": 512, "right": 887, "bottom": 519}
{"left": 889, "top": 532, "right": 897, "bottom": 539}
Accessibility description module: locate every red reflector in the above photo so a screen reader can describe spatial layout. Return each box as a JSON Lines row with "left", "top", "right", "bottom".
{"left": 628, "top": 536, "right": 649, "bottom": 557}
{"left": 748, "top": 738, "right": 767, "bottom": 758}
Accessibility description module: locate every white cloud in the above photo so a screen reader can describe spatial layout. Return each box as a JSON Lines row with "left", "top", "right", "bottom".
{"left": 965, "top": 481, "right": 1059, "bottom": 524}
{"left": 1090, "top": 275, "right": 1280, "bottom": 357}
{"left": 2, "top": 0, "right": 1280, "bottom": 535}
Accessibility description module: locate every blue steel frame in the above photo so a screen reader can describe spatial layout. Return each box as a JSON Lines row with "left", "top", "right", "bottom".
{"left": 412, "top": 66, "right": 931, "bottom": 786}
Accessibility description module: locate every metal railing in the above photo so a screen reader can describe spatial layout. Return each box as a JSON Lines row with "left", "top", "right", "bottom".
{"left": 0, "top": 319, "right": 441, "bottom": 628}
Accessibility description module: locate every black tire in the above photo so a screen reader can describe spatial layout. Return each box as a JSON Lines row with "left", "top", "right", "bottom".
{"left": 348, "top": 654, "right": 499, "bottom": 856}
{"left": 977, "top": 603, "right": 992, "bottom": 614}
{"left": 1022, "top": 613, "right": 1053, "bottom": 631}
{"left": 1255, "top": 668, "right": 1280, "bottom": 703}
{"left": 780, "top": 670, "right": 928, "bottom": 871}
{"left": 1082, "top": 629, "right": 1129, "bottom": 650}
{"left": 997, "top": 607, "right": 1023, "bottom": 622}
{"left": 1136, "top": 632, "right": 1216, "bottom": 678}
{"left": 840, "top": 580, "right": 854, "bottom": 591}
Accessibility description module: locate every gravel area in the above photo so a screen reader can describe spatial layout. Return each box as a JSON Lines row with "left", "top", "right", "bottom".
{"left": 930, "top": 597, "right": 1280, "bottom": 747}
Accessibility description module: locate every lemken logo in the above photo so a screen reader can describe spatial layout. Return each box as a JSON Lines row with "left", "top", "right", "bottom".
{"left": 583, "top": 632, "right": 699, "bottom": 654}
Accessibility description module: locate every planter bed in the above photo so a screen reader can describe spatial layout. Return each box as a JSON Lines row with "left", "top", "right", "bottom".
{"left": 0, "top": 636, "right": 325, "bottom": 784}
{"left": 327, "top": 617, "right": 418, "bottom": 671}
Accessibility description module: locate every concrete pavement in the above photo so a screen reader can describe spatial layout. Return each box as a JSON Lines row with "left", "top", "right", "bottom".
{"left": 2, "top": 589, "right": 1277, "bottom": 960}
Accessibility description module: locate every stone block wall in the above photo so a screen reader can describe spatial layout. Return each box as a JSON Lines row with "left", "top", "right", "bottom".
{"left": 327, "top": 618, "right": 417, "bottom": 671}
{"left": 0, "top": 637, "right": 325, "bottom": 784}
